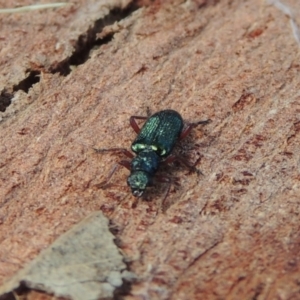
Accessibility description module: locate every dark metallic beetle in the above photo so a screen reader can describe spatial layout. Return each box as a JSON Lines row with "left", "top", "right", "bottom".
{"left": 95, "top": 109, "right": 210, "bottom": 198}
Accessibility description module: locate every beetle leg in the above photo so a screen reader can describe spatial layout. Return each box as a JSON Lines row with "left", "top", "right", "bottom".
{"left": 155, "top": 175, "right": 180, "bottom": 207}
{"left": 180, "top": 119, "right": 211, "bottom": 140}
{"left": 97, "top": 160, "right": 131, "bottom": 188}
{"left": 163, "top": 154, "right": 195, "bottom": 170}
{"left": 118, "top": 160, "right": 131, "bottom": 170}
{"left": 94, "top": 147, "right": 134, "bottom": 159}
{"left": 156, "top": 175, "right": 180, "bottom": 186}
{"left": 162, "top": 154, "right": 203, "bottom": 175}
{"left": 161, "top": 155, "right": 177, "bottom": 165}
{"left": 97, "top": 163, "right": 121, "bottom": 188}
{"left": 129, "top": 115, "right": 148, "bottom": 134}
{"left": 162, "top": 179, "right": 172, "bottom": 205}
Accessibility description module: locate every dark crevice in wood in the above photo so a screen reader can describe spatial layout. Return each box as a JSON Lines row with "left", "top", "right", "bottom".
{"left": 0, "top": 3, "right": 141, "bottom": 112}
{"left": 51, "top": 3, "right": 141, "bottom": 76}
{"left": 13, "top": 70, "right": 41, "bottom": 94}
{"left": 0, "top": 90, "right": 13, "bottom": 112}
{"left": 0, "top": 70, "right": 40, "bottom": 112}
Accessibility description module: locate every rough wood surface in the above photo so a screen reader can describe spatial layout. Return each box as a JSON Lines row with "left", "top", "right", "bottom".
{"left": 0, "top": 212, "right": 131, "bottom": 300}
{"left": 0, "top": 0, "right": 300, "bottom": 299}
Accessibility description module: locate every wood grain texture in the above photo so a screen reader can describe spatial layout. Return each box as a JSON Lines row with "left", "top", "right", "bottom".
{"left": 0, "top": 0, "right": 300, "bottom": 299}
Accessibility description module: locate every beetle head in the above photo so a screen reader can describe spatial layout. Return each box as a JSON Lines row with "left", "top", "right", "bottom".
{"left": 127, "top": 171, "right": 152, "bottom": 197}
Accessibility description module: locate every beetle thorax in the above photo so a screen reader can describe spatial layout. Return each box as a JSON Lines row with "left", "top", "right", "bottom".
{"left": 130, "top": 149, "right": 160, "bottom": 175}
{"left": 127, "top": 149, "right": 161, "bottom": 197}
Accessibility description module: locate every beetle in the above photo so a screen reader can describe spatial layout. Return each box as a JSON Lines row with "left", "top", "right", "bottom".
{"left": 95, "top": 109, "right": 211, "bottom": 199}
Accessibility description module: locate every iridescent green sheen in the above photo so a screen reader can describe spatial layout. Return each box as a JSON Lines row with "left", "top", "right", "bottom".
{"left": 131, "top": 110, "right": 183, "bottom": 157}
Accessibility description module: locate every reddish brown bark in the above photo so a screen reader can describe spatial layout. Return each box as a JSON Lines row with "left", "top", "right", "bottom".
{"left": 0, "top": 0, "right": 300, "bottom": 299}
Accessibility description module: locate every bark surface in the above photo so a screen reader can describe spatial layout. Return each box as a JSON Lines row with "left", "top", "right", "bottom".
{"left": 0, "top": 0, "right": 300, "bottom": 299}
